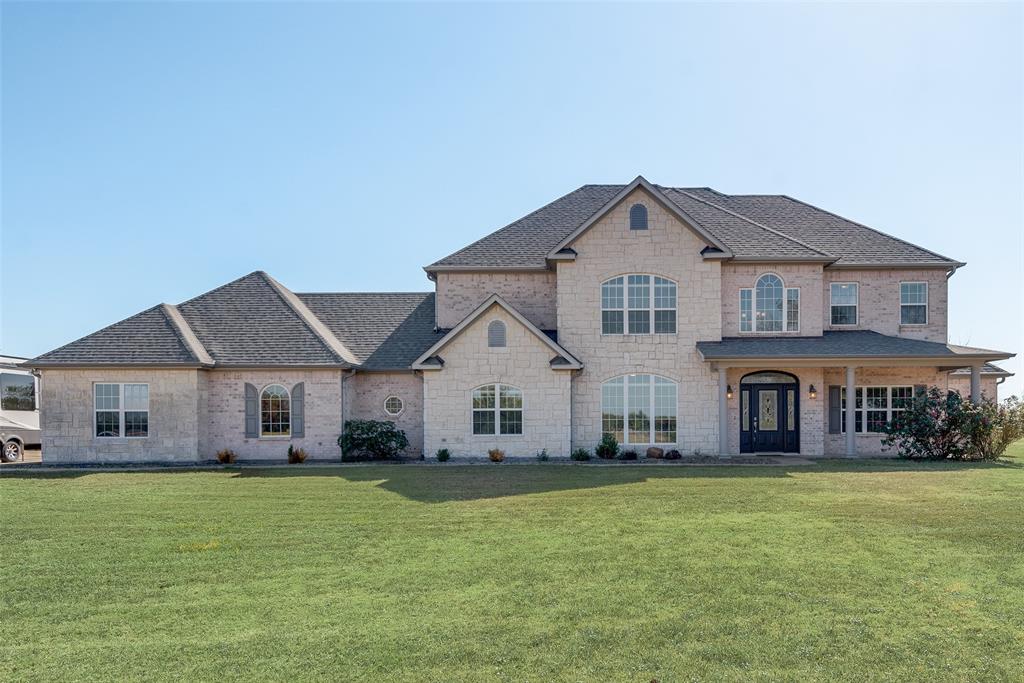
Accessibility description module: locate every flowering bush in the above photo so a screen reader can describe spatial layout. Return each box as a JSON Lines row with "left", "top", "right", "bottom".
{"left": 338, "top": 420, "right": 409, "bottom": 461}
{"left": 882, "top": 388, "right": 1022, "bottom": 461}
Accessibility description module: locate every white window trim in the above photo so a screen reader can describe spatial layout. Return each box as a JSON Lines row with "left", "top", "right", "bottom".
{"left": 601, "top": 374, "right": 678, "bottom": 445}
{"left": 840, "top": 385, "right": 913, "bottom": 434}
{"left": 383, "top": 396, "right": 404, "bottom": 416}
{"left": 93, "top": 382, "right": 149, "bottom": 439}
{"left": 738, "top": 274, "right": 800, "bottom": 333}
{"left": 600, "top": 273, "right": 678, "bottom": 337}
{"left": 471, "top": 383, "right": 524, "bottom": 436}
{"left": 830, "top": 282, "right": 860, "bottom": 327}
{"left": 899, "top": 281, "right": 928, "bottom": 326}
{"left": 259, "top": 383, "right": 291, "bottom": 439}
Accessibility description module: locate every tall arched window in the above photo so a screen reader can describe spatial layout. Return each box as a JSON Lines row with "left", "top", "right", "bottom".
{"left": 601, "top": 275, "right": 676, "bottom": 335}
{"left": 629, "top": 203, "right": 648, "bottom": 230}
{"left": 601, "top": 375, "right": 677, "bottom": 445}
{"left": 740, "top": 273, "right": 799, "bottom": 333}
{"left": 260, "top": 384, "right": 291, "bottom": 436}
{"left": 472, "top": 384, "right": 523, "bottom": 435}
{"left": 487, "top": 320, "right": 506, "bottom": 348}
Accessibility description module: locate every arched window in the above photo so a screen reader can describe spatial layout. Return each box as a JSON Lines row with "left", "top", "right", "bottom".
{"left": 740, "top": 274, "right": 799, "bottom": 333}
{"left": 384, "top": 396, "right": 404, "bottom": 416}
{"left": 487, "top": 320, "right": 506, "bottom": 348}
{"left": 472, "top": 384, "right": 523, "bottom": 435}
{"left": 629, "top": 203, "right": 648, "bottom": 230}
{"left": 601, "top": 275, "right": 676, "bottom": 335}
{"left": 260, "top": 384, "right": 290, "bottom": 436}
{"left": 601, "top": 375, "right": 677, "bottom": 445}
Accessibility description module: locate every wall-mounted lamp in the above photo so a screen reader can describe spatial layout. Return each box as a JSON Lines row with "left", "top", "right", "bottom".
{"left": 808, "top": 384, "right": 818, "bottom": 399}
{"left": 726, "top": 384, "right": 734, "bottom": 399}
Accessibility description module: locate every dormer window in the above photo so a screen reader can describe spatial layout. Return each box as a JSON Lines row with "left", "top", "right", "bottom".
{"left": 629, "top": 203, "right": 648, "bottom": 230}
{"left": 487, "top": 320, "right": 506, "bottom": 348}
{"left": 740, "top": 274, "right": 799, "bottom": 332}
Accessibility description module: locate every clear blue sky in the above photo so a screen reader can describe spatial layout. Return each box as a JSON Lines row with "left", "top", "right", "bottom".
{"left": 2, "top": 2, "right": 1021, "bottom": 396}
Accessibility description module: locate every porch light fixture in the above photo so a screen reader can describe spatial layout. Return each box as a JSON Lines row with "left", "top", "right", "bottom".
{"left": 726, "top": 384, "right": 734, "bottom": 399}
{"left": 808, "top": 384, "right": 818, "bottom": 399}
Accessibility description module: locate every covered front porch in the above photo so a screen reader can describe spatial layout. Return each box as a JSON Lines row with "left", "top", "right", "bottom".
{"left": 697, "top": 331, "right": 1015, "bottom": 458}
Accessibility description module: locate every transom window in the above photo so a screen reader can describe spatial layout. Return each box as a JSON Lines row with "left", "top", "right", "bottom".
{"left": 739, "top": 274, "right": 799, "bottom": 332}
{"left": 94, "top": 383, "right": 149, "bottom": 438}
{"left": 900, "top": 282, "right": 928, "bottom": 325}
{"left": 472, "top": 384, "right": 523, "bottom": 435}
{"left": 601, "top": 275, "right": 676, "bottom": 335}
{"left": 383, "top": 396, "right": 404, "bottom": 416}
{"left": 830, "top": 283, "right": 859, "bottom": 326}
{"left": 601, "top": 375, "right": 677, "bottom": 445}
{"left": 260, "top": 384, "right": 291, "bottom": 437}
{"left": 487, "top": 320, "right": 506, "bottom": 348}
{"left": 841, "top": 386, "right": 913, "bottom": 433}
{"left": 629, "top": 203, "right": 648, "bottom": 230}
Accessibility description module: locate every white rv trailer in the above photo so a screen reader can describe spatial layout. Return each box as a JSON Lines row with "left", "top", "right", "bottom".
{"left": 1, "top": 354, "right": 40, "bottom": 461}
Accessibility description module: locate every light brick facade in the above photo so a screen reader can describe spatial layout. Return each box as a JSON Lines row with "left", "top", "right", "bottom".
{"left": 435, "top": 271, "right": 557, "bottom": 329}
{"left": 823, "top": 268, "right": 948, "bottom": 342}
{"left": 346, "top": 372, "right": 424, "bottom": 456}
{"left": 721, "top": 263, "right": 825, "bottom": 337}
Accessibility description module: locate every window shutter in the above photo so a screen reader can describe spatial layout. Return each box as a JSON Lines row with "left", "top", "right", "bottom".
{"left": 828, "top": 385, "right": 841, "bottom": 434}
{"left": 244, "top": 383, "right": 259, "bottom": 438}
{"left": 292, "top": 382, "right": 305, "bottom": 438}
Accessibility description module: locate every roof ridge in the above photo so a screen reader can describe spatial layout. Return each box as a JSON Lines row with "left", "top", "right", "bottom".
{"left": 160, "top": 303, "right": 215, "bottom": 366}
{"left": 258, "top": 272, "right": 359, "bottom": 365}
{"left": 177, "top": 270, "right": 266, "bottom": 308}
{"left": 666, "top": 188, "right": 835, "bottom": 259}
{"left": 775, "top": 195, "right": 963, "bottom": 266}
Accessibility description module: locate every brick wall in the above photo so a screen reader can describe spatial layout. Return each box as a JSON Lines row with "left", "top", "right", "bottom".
{"left": 721, "top": 263, "right": 825, "bottom": 337}
{"left": 435, "top": 271, "right": 557, "bottom": 329}
{"left": 556, "top": 187, "right": 722, "bottom": 454}
{"left": 422, "top": 303, "right": 572, "bottom": 458}
{"left": 346, "top": 371, "right": 424, "bottom": 456}
{"left": 947, "top": 375, "right": 1000, "bottom": 401}
{"left": 823, "top": 269, "right": 948, "bottom": 342}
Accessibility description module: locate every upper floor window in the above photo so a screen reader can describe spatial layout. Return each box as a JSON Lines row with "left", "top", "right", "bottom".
{"left": 94, "top": 383, "right": 149, "bottom": 438}
{"left": 601, "top": 275, "right": 676, "bottom": 335}
{"left": 1, "top": 373, "right": 35, "bottom": 411}
{"left": 629, "top": 203, "right": 648, "bottom": 230}
{"left": 487, "top": 320, "right": 506, "bottom": 347}
{"left": 601, "top": 374, "right": 677, "bottom": 445}
{"left": 260, "top": 384, "right": 290, "bottom": 437}
{"left": 900, "top": 282, "right": 927, "bottom": 325}
{"left": 739, "top": 274, "right": 799, "bottom": 332}
{"left": 830, "top": 283, "right": 859, "bottom": 326}
{"left": 472, "top": 384, "right": 522, "bottom": 435}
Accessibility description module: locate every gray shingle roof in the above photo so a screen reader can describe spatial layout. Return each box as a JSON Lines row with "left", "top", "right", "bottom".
{"left": 297, "top": 292, "right": 443, "bottom": 370}
{"left": 428, "top": 183, "right": 962, "bottom": 269}
{"left": 30, "top": 305, "right": 207, "bottom": 366}
{"left": 696, "top": 331, "right": 1010, "bottom": 361}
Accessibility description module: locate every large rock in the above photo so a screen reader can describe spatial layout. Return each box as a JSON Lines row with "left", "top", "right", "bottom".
{"left": 646, "top": 447, "right": 664, "bottom": 459}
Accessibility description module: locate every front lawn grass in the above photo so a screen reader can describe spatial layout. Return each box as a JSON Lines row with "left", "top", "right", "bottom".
{"left": 3, "top": 445, "right": 1023, "bottom": 681}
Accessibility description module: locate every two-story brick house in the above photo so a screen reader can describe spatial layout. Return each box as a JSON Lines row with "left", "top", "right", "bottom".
{"left": 27, "top": 177, "right": 1014, "bottom": 462}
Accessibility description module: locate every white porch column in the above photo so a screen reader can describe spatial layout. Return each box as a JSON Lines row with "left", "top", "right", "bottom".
{"left": 845, "top": 366, "right": 856, "bottom": 456}
{"left": 718, "top": 366, "right": 729, "bottom": 455}
{"left": 970, "top": 363, "right": 982, "bottom": 402}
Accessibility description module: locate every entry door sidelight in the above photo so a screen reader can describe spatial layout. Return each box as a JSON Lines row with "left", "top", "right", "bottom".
{"left": 740, "top": 382, "right": 800, "bottom": 453}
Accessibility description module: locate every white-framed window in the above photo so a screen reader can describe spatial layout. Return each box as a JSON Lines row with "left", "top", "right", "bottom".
{"left": 260, "top": 384, "right": 291, "bottom": 437}
{"left": 383, "top": 396, "right": 404, "bottom": 416}
{"left": 94, "top": 383, "right": 149, "bottom": 438}
{"left": 900, "top": 282, "right": 928, "bottom": 325}
{"left": 830, "top": 283, "right": 859, "bottom": 326}
{"left": 601, "top": 374, "right": 677, "bottom": 445}
{"left": 840, "top": 385, "right": 913, "bottom": 433}
{"left": 472, "top": 384, "right": 523, "bottom": 435}
{"left": 739, "top": 274, "right": 799, "bottom": 332}
{"left": 629, "top": 203, "right": 648, "bottom": 230}
{"left": 601, "top": 275, "right": 676, "bottom": 335}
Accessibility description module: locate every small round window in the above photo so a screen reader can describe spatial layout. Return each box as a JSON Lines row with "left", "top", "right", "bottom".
{"left": 384, "top": 396, "right": 404, "bottom": 416}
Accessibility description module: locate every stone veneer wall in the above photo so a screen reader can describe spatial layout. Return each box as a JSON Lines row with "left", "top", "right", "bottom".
{"left": 204, "top": 369, "right": 343, "bottom": 461}
{"left": 422, "top": 303, "right": 572, "bottom": 457}
{"left": 434, "top": 271, "right": 557, "bottom": 330}
{"left": 38, "top": 368, "right": 202, "bottom": 463}
{"left": 346, "top": 371, "right": 424, "bottom": 456}
{"left": 823, "top": 269, "right": 948, "bottom": 342}
{"left": 725, "top": 367, "right": 825, "bottom": 456}
{"left": 721, "top": 263, "right": 825, "bottom": 337}
{"left": 556, "top": 187, "right": 722, "bottom": 454}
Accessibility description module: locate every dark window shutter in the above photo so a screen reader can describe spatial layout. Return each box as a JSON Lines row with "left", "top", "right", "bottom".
{"left": 244, "top": 383, "right": 259, "bottom": 438}
{"left": 292, "top": 382, "right": 305, "bottom": 438}
{"left": 828, "top": 385, "right": 841, "bottom": 434}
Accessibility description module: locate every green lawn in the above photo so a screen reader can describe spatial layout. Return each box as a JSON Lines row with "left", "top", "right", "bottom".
{"left": 3, "top": 446, "right": 1024, "bottom": 682}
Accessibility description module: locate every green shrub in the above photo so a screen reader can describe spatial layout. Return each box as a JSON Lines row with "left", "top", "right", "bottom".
{"left": 595, "top": 433, "right": 619, "bottom": 459}
{"left": 663, "top": 449, "right": 682, "bottom": 460}
{"left": 435, "top": 448, "right": 451, "bottom": 462}
{"left": 616, "top": 449, "right": 639, "bottom": 461}
{"left": 570, "top": 448, "right": 591, "bottom": 461}
{"left": 338, "top": 420, "right": 409, "bottom": 461}
{"left": 287, "top": 445, "right": 307, "bottom": 464}
{"left": 535, "top": 449, "right": 549, "bottom": 462}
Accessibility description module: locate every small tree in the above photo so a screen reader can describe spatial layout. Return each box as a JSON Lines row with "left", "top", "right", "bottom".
{"left": 338, "top": 420, "right": 409, "bottom": 461}
{"left": 595, "top": 433, "right": 619, "bottom": 459}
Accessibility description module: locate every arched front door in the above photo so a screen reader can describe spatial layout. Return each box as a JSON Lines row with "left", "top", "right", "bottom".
{"left": 739, "top": 371, "right": 800, "bottom": 454}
